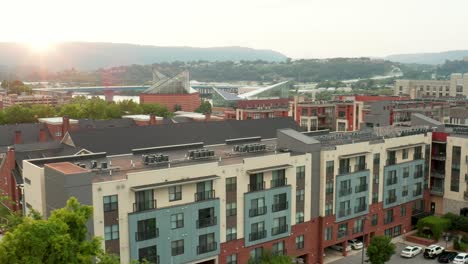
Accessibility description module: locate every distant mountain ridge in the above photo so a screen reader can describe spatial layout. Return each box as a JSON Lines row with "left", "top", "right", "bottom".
{"left": 386, "top": 50, "right": 468, "bottom": 65}
{"left": 0, "top": 42, "right": 287, "bottom": 70}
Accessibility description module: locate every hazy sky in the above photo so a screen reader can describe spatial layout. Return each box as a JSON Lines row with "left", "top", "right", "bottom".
{"left": 3, "top": 0, "right": 468, "bottom": 58}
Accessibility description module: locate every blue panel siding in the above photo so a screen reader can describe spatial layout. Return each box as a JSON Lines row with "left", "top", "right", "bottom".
{"left": 335, "top": 170, "right": 370, "bottom": 222}
{"left": 244, "top": 185, "right": 292, "bottom": 247}
{"left": 383, "top": 159, "right": 425, "bottom": 209}
{"left": 128, "top": 199, "right": 220, "bottom": 264}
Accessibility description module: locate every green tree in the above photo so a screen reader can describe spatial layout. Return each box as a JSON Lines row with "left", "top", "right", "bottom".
{"left": 105, "top": 103, "right": 123, "bottom": 119}
{"left": 0, "top": 111, "right": 5, "bottom": 125}
{"left": 141, "top": 103, "right": 171, "bottom": 117}
{"left": 3, "top": 105, "right": 35, "bottom": 124}
{"left": 118, "top": 99, "right": 143, "bottom": 114}
{"left": 59, "top": 104, "right": 83, "bottom": 119}
{"left": 195, "top": 101, "right": 212, "bottom": 115}
{"left": 31, "top": 104, "right": 57, "bottom": 119}
{"left": 248, "top": 250, "right": 291, "bottom": 264}
{"left": 366, "top": 235, "right": 396, "bottom": 264}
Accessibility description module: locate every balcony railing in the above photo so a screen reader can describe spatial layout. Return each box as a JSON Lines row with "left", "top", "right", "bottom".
{"left": 194, "top": 190, "right": 215, "bottom": 202}
{"left": 432, "top": 171, "right": 445, "bottom": 179}
{"left": 197, "top": 242, "right": 217, "bottom": 254}
{"left": 354, "top": 204, "right": 367, "bottom": 213}
{"left": 339, "top": 166, "right": 351, "bottom": 175}
{"left": 135, "top": 228, "right": 159, "bottom": 241}
{"left": 355, "top": 184, "right": 368, "bottom": 193}
{"left": 226, "top": 233, "right": 237, "bottom": 241}
{"left": 354, "top": 163, "right": 367, "bottom": 172}
{"left": 271, "top": 225, "right": 288, "bottom": 235}
{"left": 386, "top": 177, "right": 397, "bottom": 186}
{"left": 249, "top": 206, "right": 267, "bottom": 217}
{"left": 432, "top": 154, "right": 446, "bottom": 161}
{"left": 249, "top": 230, "right": 267, "bottom": 241}
{"left": 338, "top": 208, "right": 351, "bottom": 217}
{"left": 339, "top": 188, "right": 352, "bottom": 197}
{"left": 414, "top": 171, "right": 423, "bottom": 179}
{"left": 197, "top": 217, "right": 217, "bottom": 228}
{"left": 248, "top": 182, "right": 265, "bottom": 192}
{"left": 272, "top": 202, "right": 288, "bottom": 212}
{"left": 386, "top": 158, "right": 397, "bottom": 166}
{"left": 271, "top": 178, "right": 287, "bottom": 188}
{"left": 413, "top": 190, "right": 423, "bottom": 197}
{"left": 140, "top": 255, "right": 159, "bottom": 264}
{"left": 414, "top": 152, "right": 423, "bottom": 160}
{"left": 430, "top": 187, "right": 444, "bottom": 196}
{"left": 385, "top": 196, "right": 397, "bottom": 205}
{"left": 133, "top": 200, "right": 157, "bottom": 212}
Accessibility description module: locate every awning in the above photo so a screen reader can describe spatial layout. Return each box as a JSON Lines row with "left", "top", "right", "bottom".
{"left": 131, "top": 175, "right": 220, "bottom": 191}
{"left": 339, "top": 152, "right": 370, "bottom": 159}
{"left": 387, "top": 143, "right": 425, "bottom": 151}
{"left": 247, "top": 164, "right": 292, "bottom": 174}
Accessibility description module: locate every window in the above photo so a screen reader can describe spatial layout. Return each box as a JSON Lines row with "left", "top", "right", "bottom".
{"left": 226, "top": 202, "right": 237, "bottom": 216}
{"left": 384, "top": 228, "right": 392, "bottom": 237}
{"left": 198, "top": 207, "right": 216, "bottom": 228}
{"left": 387, "top": 170, "right": 397, "bottom": 185}
{"left": 273, "top": 241, "right": 285, "bottom": 256}
{"left": 249, "top": 173, "right": 264, "bottom": 191}
{"left": 402, "top": 185, "right": 408, "bottom": 197}
{"left": 403, "top": 167, "right": 409, "bottom": 178}
{"left": 24, "top": 177, "right": 31, "bottom": 185}
{"left": 103, "top": 195, "right": 118, "bottom": 212}
{"left": 226, "top": 177, "right": 237, "bottom": 192}
{"left": 325, "top": 202, "right": 333, "bottom": 216}
{"left": 393, "top": 225, "right": 401, "bottom": 236}
{"left": 196, "top": 181, "right": 214, "bottom": 201}
{"left": 296, "top": 166, "right": 305, "bottom": 180}
{"left": 338, "top": 200, "right": 351, "bottom": 217}
{"left": 326, "top": 161, "right": 334, "bottom": 176}
{"left": 413, "top": 182, "right": 422, "bottom": 196}
{"left": 272, "top": 216, "right": 287, "bottom": 235}
{"left": 296, "top": 212, "right": 304, "bottom": 223}
{"left": 339, "top": 179, "right": 352, "bottom": 197}
{"left": 353, "top": 218, "right": 364, "bottom": 234}
{"left": 402, "top": 149, "right": 408, "bottom": 159}
{"left": 171, "top": 213, "right": 184, "bottom": 229}
{"left": 136, "top": 218, "right": 157, "bottom": 241}
{"left": 198, "top": 233, "right": 216, "bottom": 254}
{"left": 386, "top": 189, "right": 396, "bottom": 204}
{"left": 355, "top": 196, "right": 366, "bottom": 213}
{"left": 250, "top": 247, "right": 263, "bottom": 261}
{"left": 138, "top": 246, "right": 157, "bottom": 263}
{"left": 296, "top": 189, "right": 305, "bottom": 202}
{"left": 326, "top": 181, "right": 333, "bottom": 194}
{"left": 171, "top": 239, "right": 184, "bottom": 256}
{"left": 337, "top": 223, "right": 348, "bottom": 238}
{"left": 324, "top": 227, "right": 332, "bottom": 240}
{"left": 105, "top": 224, "right": 119, "bottom": 241}
{"left": 371, "top": 214, "right": 378, "bottom": 226}
{"left": 296, "top": 235, "right": 304, "bottom": 249}
{"left": 55, "top": 131, "right": 62, "bottom": 137}
{"left": 373, "top": 153, "right": 380, "bottom": 165}
{"left": 272, "top": 193, "right": 288, "bottom": 212}
{"left": 250, "top": 221, "right": 266, "bottom": 241}
{"left": 384, "top": 209, "right": 394, "bottom": 224}
{"left": 372, "top": 192, "right": 378, "bottom": 204}
{"left": 227, "top": 227, "right": 237, "bottom": 241}
{"left": 250, "top": 197, "right": 266, "bottom": 217}
{"left": 227, "top": 254, "right": 237, "bottom": 264}
{"left": 134, "top": 190, "right": 154, "bottom": 212}
{"left": 271, "top": 169, "right": 286, "bottom": 187}
{"left": 400, "top": 205, "right": 406, "bottom": 217}
{"left": 169, "top": 185, "right": 182, "bottom": 201}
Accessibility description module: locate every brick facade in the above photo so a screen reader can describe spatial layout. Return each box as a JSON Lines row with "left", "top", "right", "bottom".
{"left": 139, "top": 93, "right": 201, "bottom": 112}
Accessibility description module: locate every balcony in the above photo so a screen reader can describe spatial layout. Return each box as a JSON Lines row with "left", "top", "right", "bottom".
{"left": 432, "top": 171, "right": 445, "bottom": 179}
{"left": 386, "top": 178, "right": 397, "bottom": 186}
{"left": 354, "top": 204, "right": 367, "bottom": 213}
{"left": 271, "top": 178, "right": 287, "bottom": 188}
{"left": 197, "top": 242, "right": 217, "bottom": 254}
{"left": 413, "top": 189, "right": 422, "bottom": 197}
{"left": 355, "top": 184, "right": 368, "bottom": 193}
{"left": 271, "top": 225, "right": 288, "bottom": 235}
{"left": 194, "top": 190, "right": 215, "bottom": 202}
{"left": 248, "top": 182, "right": 265, "bottom": 192}
{"left": 339, "top": 188, "right": 352, "bottom": 197}
{"left": 414, "top": 171, "right": 423, "bottom": 179}
{"left": 354, "top": 163, "right": 367, "bottom": 172}
{"left": 197, "top": 217, "right": 217, "bottom": 228}
{"left": 385, "top": 196, "right": 397, "bottom": 205}
{"left": 430, "top": 186, "right": 444, "bottom": 196}
{"left": 135, "top": 228, "right": 159, "bottom": 241}
{"left": 133, "top": 200, "right": 157, "bottom": 212}
{"left": 386, "top": 158, "right": 397, "bottom": 166}
{"left": 414, "top": 152, "right": 423, "bottom": 160}
{"left": 249, "top": 230, "right": 267, "bottom": 241}
{"left": 339, "top": 166, "right": 351, "bottom": 175}
{"left": 272, "top": 202, "right": 288, "bottom": 212}
{"left": 338, "top": 208, "right": 351, "bottom": 217}
{"left": 249, "top": 206, "right": 267, "bottom": 217}
{"left": 432, "top": 154, "right": 446, "bottom": 161}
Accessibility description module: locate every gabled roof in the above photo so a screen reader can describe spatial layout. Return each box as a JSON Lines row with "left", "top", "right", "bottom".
{"left": 14, "top": 141, "right": 80, "bottom": 169}
{"left": 77, "top": 118, "right": 136, "bottom": 130}
{"left": 0, "top": 123, "right": 52, "bottom": 148}
{"left": 68, "top": 118, "right": 302, "bottom": 155}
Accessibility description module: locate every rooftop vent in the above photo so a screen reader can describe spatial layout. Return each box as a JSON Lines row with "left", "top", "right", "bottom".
{"left": 233, "top": 143, "right": 266, "bottom": 153}
{"left": 142, "top": 154, "right": 169, "bottom": 165}
{"left": 187, "top": 149, "right": 215, "bottom": 160}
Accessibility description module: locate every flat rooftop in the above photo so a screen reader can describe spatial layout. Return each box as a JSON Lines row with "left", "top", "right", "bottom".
{"left": 45, "top": 162, "right": 90, "bottom": 174}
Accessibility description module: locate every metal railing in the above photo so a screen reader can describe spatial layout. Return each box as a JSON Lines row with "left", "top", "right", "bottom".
{"left": 135, "top": 228, "right": 159, "bottom": 241}
{"left": 354, "top": 163, "right": 367, "bottom": 172}
{"left": 386, "top": 196, "right": 397, "bottom": 205}
{"left": 194, "top": 190, "right": 215, "bottom": 201}
{"left": 386, "top": 158, "right": 397, "bottom": 166}
{"left": 338, "top": 208, "right": 351, "bottom": 217}
{"left": 197, "top": 217, "right": 217, "bottom": 228}
{"left": 414, "top": 171, "right": 423, "bottom": 179}
{"left": 354, "top": 204, "right": 367, "bottom": 213}
{"left": 339, "top": 188, "right": 352, "bottom": 197}
{"left": 271, "top": 178, "right": 287, "bottom": 188}
{"left": 133, "top": 200, "right": 157, "bottom": 212}
{"left": 339, "top": 166, "right": 351, "bottom": 174}
{"left": 197, "top": 242, "right": 217, "bottom": 254}
{"left": 249, "top": 206, "right": 267, "bottom": 217}
{"left": 272, "top": 202, "right": 288, "bottom": 212}
{"left": 430, "top": 187, "right": 444, "bottom": 196}
{"left": 271, "top": 225, "right": 288, "bottom": 235}
{"left": 386, "top": 177, "right": 397, "bottom": 186}
{"left": 355, "top": 184, "right": 368, "bottom": 193}
{"left": 248, "top": 182, "right": 265, "bottom": 192}
{"left": 249, "top": 230, "right": 267, "bottom": 241}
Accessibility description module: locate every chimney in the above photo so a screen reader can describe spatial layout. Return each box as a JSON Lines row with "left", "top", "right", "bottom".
{"left": 62, "top": 116, "right": 70, "bottom": 137}
{"left": 7, "top": 146, "right": 15, "bottom": 168}
{"left": 149, "top": 114, "right": 157, "bottom": 125}
{"left": 14, "top": 130, "right": 22, "bottom": 144}
{"left": 39, "top": 128, "right": 47, "bottom": 142}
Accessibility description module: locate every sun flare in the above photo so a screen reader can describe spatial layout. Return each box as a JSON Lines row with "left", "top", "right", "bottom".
{"left": 25, "top": 40, "right": 55, "bottom": 53}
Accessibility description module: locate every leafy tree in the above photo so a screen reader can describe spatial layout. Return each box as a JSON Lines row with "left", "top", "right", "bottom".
{"left": 105, "top": 103, "right": 123, "bottom": 119}
{"left": 0, "top": 111, "right": 5, "bottom": 125}
{"left": 141, "top": 103, "right": 171, "bottom": 117}
{"left": 0, "top": 197, "right": 117, "bottom": 264}
{"left": 416, "top": 216, "right": 450, "bottom": 240}
{"left": 3, "top": 105, "right": 35, "bottom": 124}
{"left": 195, "top": 101, "right": 212, "bottom": 115}
{"left": 366, "top": 235, "right": 396, "bottom": 264}
{"left": 119, "top": 99, "right": 143, "bottom": 114}
{"left": 59, "top": 104, "right": 84, "bottom": 119}
{"left": 248, "top": 250, "right": 291, "bottom": 264}
{"left": 30, "top": 104, "right": 57, "bottom": 119}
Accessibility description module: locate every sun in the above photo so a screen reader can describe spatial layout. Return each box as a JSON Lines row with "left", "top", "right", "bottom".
{"left": 25, "top": 40, "right": 55, "bottom": 53}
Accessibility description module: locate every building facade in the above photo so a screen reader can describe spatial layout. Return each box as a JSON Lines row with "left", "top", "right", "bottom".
{"left": 394, "top": 73, "right": 468, "bottom": 99}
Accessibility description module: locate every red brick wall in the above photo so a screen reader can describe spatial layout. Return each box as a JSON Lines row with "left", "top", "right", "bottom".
{"left": 0, "top": 148, "right": 21, "bottom": 211}
{"left": 140, "top": 93, "right": 201, "bottom": 112}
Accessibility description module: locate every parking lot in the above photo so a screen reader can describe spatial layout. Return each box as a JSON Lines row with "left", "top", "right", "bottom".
{"left": 330, "top": 242, "right": 453, "bottom": 264}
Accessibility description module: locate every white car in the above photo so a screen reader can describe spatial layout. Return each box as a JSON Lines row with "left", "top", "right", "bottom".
{"left": 400, "top": 246, "right": 422, "bottom": 258}
{"left": 423, "top": 244, "right": 444, "bottom": 258}
{"left": 330, "top": 243, "right": 352, "bottom": 252}
{"left": 453, "top": 253, "right": 468, "bottom": 264}
{"left": 348, "top": 239, "right": 363, "bottom": 250}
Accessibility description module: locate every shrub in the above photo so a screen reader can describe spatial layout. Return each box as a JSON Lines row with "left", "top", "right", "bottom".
{"left": 416, "top": 216, "right": 451, "bottom": 240}
{"left": 454, "top": 237, "right": 461, "bottom": 250}
{"left": 442, "top": 213, "right": 468, "bottom": 232}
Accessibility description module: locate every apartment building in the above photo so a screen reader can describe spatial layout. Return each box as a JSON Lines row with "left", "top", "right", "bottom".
{"left": 20, "top": 117, "right": 435, "bottom": 264}
{"left": 0, "top": 94, "right": 59, "bottom": 109}
{"left": 394, "top": 73, "right": 468, "bottom": 99}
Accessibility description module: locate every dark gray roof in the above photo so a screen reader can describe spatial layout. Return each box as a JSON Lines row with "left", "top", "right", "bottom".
{"left": 69, "top": 118, "right": 302, "bottom": 155}
{"left": 14, "top": 141, "right": 80, "bottom": 169}
{"left": 213, "top": 87, "right": 240, "bottom": 101}
{"left": 77, "top": 118, "right": 136, "bottom": 130}
{"left": 0, "top": 123, "right": 52, "bottom": 148}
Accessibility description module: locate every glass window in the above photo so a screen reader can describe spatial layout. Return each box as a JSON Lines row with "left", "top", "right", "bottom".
{"left": 171, "top": 213, "right": 184, "bottom": 229}
{"left": 226, "top": 177, "right": 237, "bottom": 192}
{"left": 296, "top": 166, "right": 305, "bottom": 180}
{"left": 250, "top": 247, "right": 263, "bottom": 261}
{"left": 226, "top": 202, "right": 237, "bottom": 216}
{"left": 171, "top": 239, "right": 184, "bottom": 256}
{"left": 296, "top": 212, "right": 304, "bottom": 223}
{"left": 138, "top": 246, "right": 157, "bottom": 263}
{"left": 296, "top": 235, "right": 304, "bottom": 249}
{"left": 169, "top": 185, "right": 182, "bottom": 201}
{"left": 402, "top": 149, "right": 408, "bottom": 159}
{"left": 227, "top": 254, "right": 237, "bottom": 264}
{"left": 226, "top": 227, "right": 237, "bottom": 241}
{"left": 103, "top": 195, "right": 118, "bottom": 212}
{"left": 105, "top": 224, "right": 119, "bottom": 240}
{"left": 296, "top": 189, "right": 305, "bottom": 202}
{"left": 400, "top": 205, "right": 406, "bottom": 217}
{"left": 403, "top": 167, "right": 409, "bottom": 178}
{"left": 371, "top": 214, "right": 378, "bottom": 226}
{"left": 324, "top": 227, "right": 332, "bottom": 240}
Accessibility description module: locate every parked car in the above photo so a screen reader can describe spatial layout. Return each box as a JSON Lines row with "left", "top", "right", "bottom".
{"left": 438, "top": 251, "right": 458, "bottom": 263}
{"left": 330, "top": 243, "right": 352, "bottom": 252}
{"left": 424, "top": 244, "right": 445, "bottom": 259}
{"left": 453, "top": 253, "right": 468, "bottom": 264}
{"left": 400, "top": 246, "right": 422, "bottom": 258}
{"left": 348, "top": 239, "right": 363, "bottom": 250}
